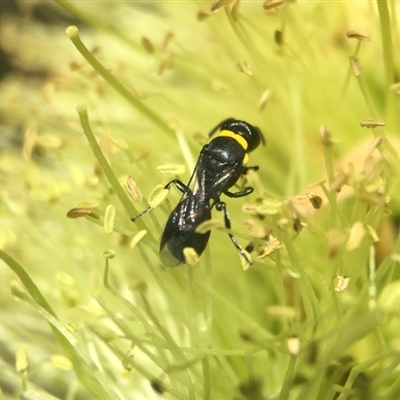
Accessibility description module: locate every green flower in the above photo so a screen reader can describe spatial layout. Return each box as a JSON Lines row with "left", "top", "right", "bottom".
{"left": 1, "top": 1, "right": 400, "bottom": 399}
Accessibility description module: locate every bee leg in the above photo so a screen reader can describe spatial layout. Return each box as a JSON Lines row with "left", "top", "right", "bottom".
{"left": 131, "top": 179, "right": 192, "bottom": 222}
{"left": 163, "top": 179, "right": 191, "bottom": 196}
{"left": 224, "top": 187, "right": 254, "bottom": 198}
{"left": 242, "top": 165, "right": 259, "bottom": 174}
{"left": 215, "top": 200, "right": 252, "bottom": 265}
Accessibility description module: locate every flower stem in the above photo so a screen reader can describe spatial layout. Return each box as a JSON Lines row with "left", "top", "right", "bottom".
{"left": 77, "top": 105, "right": 147, "bottom": 233}
{"left": 66, "top": 26, "right": 174, "bottom": 136}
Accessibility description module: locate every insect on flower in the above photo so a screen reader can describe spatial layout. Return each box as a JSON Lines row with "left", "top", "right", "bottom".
{"left": 132, "top": 118, "right": 263, "bottom": 267}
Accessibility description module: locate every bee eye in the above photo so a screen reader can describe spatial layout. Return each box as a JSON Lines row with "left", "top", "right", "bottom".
{"left": 246, "top": 126, "right": 263, "bottom": 152}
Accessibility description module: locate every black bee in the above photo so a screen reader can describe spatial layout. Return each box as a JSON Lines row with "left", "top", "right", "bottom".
{"left": 134, "top": 118, "right": 263, "bottom": 267}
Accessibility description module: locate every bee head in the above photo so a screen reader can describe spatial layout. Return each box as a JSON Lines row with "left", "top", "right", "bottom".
{"left": 219, "top": 118, "right": 263, "bottom": 152}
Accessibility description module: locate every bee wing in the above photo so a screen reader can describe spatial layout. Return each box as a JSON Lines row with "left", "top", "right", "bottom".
{"left": 179, "top": 145, "right": 209, "bottom": 199}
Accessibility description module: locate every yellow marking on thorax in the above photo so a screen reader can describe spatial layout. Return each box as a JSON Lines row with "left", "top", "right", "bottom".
{"left": 219, "top": 130, "right": 248, "bottom": 149}
{"left": 219, "top": 130, "right": 249, "bottom": 165}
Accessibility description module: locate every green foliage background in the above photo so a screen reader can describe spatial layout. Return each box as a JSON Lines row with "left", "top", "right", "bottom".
{"left": 1, "top": 1, "right": 400, "bottom": 399}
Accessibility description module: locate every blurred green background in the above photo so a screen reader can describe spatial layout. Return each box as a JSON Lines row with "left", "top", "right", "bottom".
{"left": 1, "top": 1, "right": 400, "bottom": 399}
